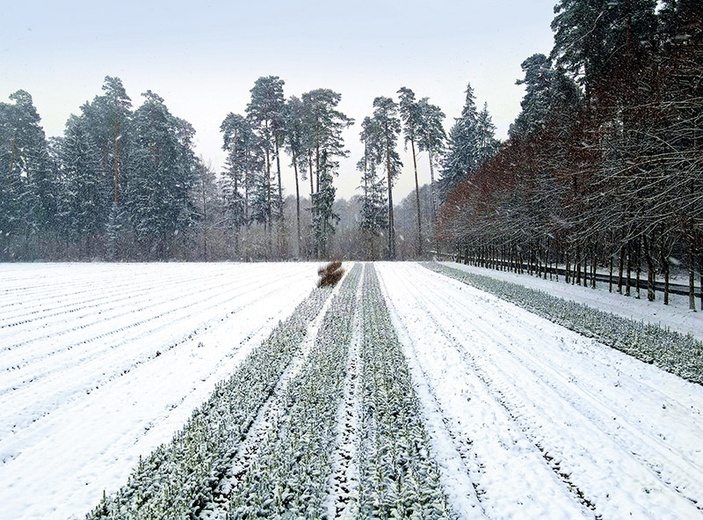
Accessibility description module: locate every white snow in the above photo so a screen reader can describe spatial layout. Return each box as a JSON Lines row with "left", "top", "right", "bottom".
{"left": 440, "top": 261, "right": 703, "bottom": 342}
{"left": 0, "top": 262, "right": 319, "bottom": 520}
{"left": 377, "top": 262, "right": 703, "bottom": 519}
{"left": 2, "top": 261, "right": 703, "bottom": 519}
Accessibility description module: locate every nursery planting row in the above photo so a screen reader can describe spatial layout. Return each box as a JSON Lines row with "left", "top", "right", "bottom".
{"left": 5, "top": 262, "right": 702, "bottom": 519}
{"left": 86, "top": 264, "right": 453, "bottom": 519}
{"left": 86, "top": 279, "right": 332, "bottom": 519}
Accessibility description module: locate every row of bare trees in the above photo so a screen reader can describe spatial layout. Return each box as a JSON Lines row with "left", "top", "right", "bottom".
{"left": 439, "top": 0, "right": 703, "bottom": 308}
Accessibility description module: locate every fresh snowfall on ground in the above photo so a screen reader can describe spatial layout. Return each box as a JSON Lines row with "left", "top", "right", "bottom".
{"left": 1, "top": 262, "right": 702, "bottom": 519}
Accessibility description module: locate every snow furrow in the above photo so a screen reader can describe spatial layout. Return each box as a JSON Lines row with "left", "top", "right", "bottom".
{"left": 324, "top": 263, "right": 365, "bottom": 519}
{"left": 0, "top": 263, "right": 321, "bottom": 520}
{"left": 376, "top": 262, "right": 703, "bottom": 519}
{"left": 377, "top": 263, "right": 590, "bottom": 519}
{"left": 421, "top": 266, "right": 703, "bottom": 510}
{"left": 0, "top": 270, "right": 316, "bottom": 441}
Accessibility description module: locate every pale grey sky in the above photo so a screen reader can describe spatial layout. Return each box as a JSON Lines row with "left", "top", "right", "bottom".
{"left": 1, "top": 0, "right": 557, "bottom": 200}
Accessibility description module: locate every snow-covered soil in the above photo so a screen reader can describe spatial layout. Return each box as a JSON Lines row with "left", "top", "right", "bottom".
{"left": 377, "top": 262, "right": 703, "bottom": 519}
{"left": 2, "top": 262, "right": 703, "bottom": 519}
{"left": 440, "top": 261, "right": 703, "bottom": 342}
{"left": 0, "top": 262, "right": 319, "bottom": 520}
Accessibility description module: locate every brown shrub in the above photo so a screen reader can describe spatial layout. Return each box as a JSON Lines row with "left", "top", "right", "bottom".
{"left": 317, "top": 261, "right": 345, "bottom": 287}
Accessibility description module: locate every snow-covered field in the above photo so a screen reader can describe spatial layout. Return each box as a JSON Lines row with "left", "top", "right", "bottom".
{"left": 440, "top": 261, "right": 703, "bottom": 342}
{"left": 1, "top": 262, "right": 702, "bottom": 519}
{"left": 0, "top": 262, "right": 318, "bottom": 519}
{"left": 378, "top": 263, "right": 703, "bottom": 518}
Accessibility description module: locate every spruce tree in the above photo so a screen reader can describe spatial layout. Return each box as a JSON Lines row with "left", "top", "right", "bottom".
{"left": 311, "top": 151, "right": 339, "bottom": 258}
{"left": 125, "top": 91, "right": 197, "bottom": 258}
{"left": 59, "top": 114, "right": 106, "bottom": 257}
{"left": 0, "top": 90, "right": 55, "bottom": 257}
{"left": 440, "top": 83, "right": 498, "bottom": 198}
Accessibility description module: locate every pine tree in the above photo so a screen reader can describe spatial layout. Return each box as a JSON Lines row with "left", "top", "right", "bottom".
{"left": 510, "top": 54, "right": 581, "bottom": 140}
{"left": 300, "top": 89, "right": 353, "bottom": 193}
{"left": 298, "top": 89, "right": 353, "bottom": 257}
{"left": 358, "top": 116, "right": 388, "bottom": 260}
{"left": 80, "top": 77, "right": 132, "bottom": 205}
{"left": 246, "top": 76, "right": 286, "bottom": 231}
{"left": 398, "top": 87, "right": 425, "bottom": 255}
{"left": 416, "top": 98, "right": 446, "bottom": 234}
{"left": 363, "top": 96, "right": 402, "bottom": 259}
{"left": 283, "top": 96, "right": 308, "bottom": 257}
{"left": 220, "top": 113, "right": 260, "bottom": 232}
{"left": 551, "top": 0, "right": 658, "bottom": 96}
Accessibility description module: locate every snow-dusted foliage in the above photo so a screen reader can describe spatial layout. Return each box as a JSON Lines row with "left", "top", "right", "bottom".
{"left": 83, "top": 263, "right": 456, "bottom": 519}
{"left": 357, "top": 266, "right": 452, "bottom": 518}
{"left": 427, "top": 262, "right": 703, "bottom": 384}
{"left": 85, "top": 285, "right": 330, "bottom": 519}
{"left": 224, "top": 264, "right": 361, "bottom": 517}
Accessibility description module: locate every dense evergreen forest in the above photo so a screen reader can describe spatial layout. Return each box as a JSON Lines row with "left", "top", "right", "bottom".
{"left": 1, "top": 0, "right": 701, "bottom": 307}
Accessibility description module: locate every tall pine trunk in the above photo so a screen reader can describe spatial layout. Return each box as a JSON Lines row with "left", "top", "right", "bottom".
{"left": 386, "top": 142, "right": 395, "bottom": 259}
{"left": 293, "top": 156, "right": 301, "bottom": 258}
{"left": 410, "top": 139, "right": 422, "bottom": 256}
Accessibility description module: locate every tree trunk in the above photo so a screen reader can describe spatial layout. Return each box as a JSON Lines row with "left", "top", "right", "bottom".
{"left": 617, "top": 246, "right": 625, "bottom": 294}
{"left": 428, "top": 149, "right": 437, "bottom": 240}
{"left": 635, "top": 238, "right": 642, "bottom": 299}
{"left": 644, "top": 236, "right": 656, "bottom": 302}
{"left": 308, "top": 151, "right": 314, "bottom": 196}
{"left": 386, "top": 142, "right": 395, "bottom": 259}
{"left": 275, "top": 138, "right": 283, "bottom": 221}
{"left": 625, "top": 241, "right": 632, "bottom": 297}
{"left": 293, "top": 157, "right": 301, "bottom": 258}
{"left": 663, "top": 251, "right": 670, "bottom": 306}
{"left": 689, "top": 245, "right": 696, "bottom": 311}
{"left": 410, "top": 139, "right": 422, "bottom": 257}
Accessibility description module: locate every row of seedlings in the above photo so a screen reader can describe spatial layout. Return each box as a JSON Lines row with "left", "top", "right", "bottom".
{"left": 86, "top": 284, "right": 332, "bottom": 520}
{"left": 425, "top": 262, "right": 703, "bottom": 385}
{"left": 224, "top": 264, "right": 363, "bottom": 518}
{"left": 357, "top": 265, "right": 455, "bottom": 518}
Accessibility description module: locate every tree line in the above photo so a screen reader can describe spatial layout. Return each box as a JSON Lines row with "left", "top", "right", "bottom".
{"left": 438, "top": 0, "right": 703, "bottom": 309}
{"left": 1, "top": 69, "right": 501, "bottom": 261}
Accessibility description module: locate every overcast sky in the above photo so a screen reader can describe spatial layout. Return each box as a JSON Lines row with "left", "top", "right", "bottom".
{"left": 2, "top": 0, "right": 557, "bottom": 200}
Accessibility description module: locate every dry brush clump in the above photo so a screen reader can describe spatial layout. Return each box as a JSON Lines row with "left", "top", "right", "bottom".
{"left": 318, "top": 261, "right": 345, "bottom": 288}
